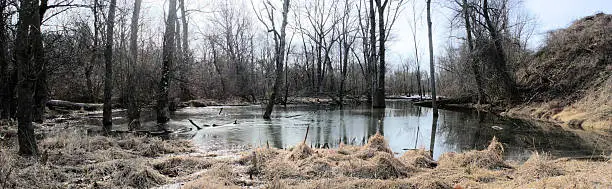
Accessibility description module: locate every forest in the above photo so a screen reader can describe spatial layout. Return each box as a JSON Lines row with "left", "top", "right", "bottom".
{"left": 0, "top": 0, "right": 611, "bottom": 188}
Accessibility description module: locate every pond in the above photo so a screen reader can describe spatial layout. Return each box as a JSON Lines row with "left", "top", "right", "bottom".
{"left": 124, "top": 100, "right": 604, "bottom": 161}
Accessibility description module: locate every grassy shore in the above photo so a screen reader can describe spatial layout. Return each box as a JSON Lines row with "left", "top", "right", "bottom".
{"left": 1, "top": 123, "right": 610, "bottom": 189}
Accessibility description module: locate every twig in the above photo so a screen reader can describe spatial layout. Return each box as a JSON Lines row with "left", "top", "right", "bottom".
{"left": 303, "top": 125, "right": 310, "bottom": 143}
{"left": 188, "top": 119, "right": 202, "bottom": 130}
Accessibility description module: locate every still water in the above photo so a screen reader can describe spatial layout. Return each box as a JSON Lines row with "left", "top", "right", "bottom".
{"left": 137, "top": 100, "right": 601, "bottom": 160}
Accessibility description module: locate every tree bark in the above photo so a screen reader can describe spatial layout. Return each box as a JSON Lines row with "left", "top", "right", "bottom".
{"left": 103, "top": 0, "right": 117, "bottom": 133}
{"left": 426, "top": 0, "right": 438, "bottom": 116}
{"left": 0, "top": 0, "right": 9, "bottom": 118}
{"left": 368, "top": 0, "right": 376, "bottom": 105}
{"left": 178, "top": 0, "right": 191, "bottom": 100}
{"left": 373, "top": 0, "right": 388, "bottom": 108}
{"left": 462, "top": 0, "right": 485, "bottom": 105}
{"left": 263, "top": 0, "right": 290, "bottom": 119}
{"left": 32, "top": 0, "right": 50, "bottom": 124}
{"left": 127, "top": 0, "right": 142, "bottom": 130}
{"left": 86, "top": 0, "right": 99, "bottom": 103}
{"left": 15, "top": 0, "right": 43, "bottom": 156}
{"left": 483, "top": 0, "right": 517, "bottom": 103}
{"left": 157, "top": 0, "right": 178, "bottom": 124}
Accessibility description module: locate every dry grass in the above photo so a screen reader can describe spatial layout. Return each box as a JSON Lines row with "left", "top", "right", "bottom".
{"left": 0, "top": 129, "right": 198, "bottom": 189}
{"left": 512, "top": 13, "right": 612, "bottom": 131}
{"left": 288, "top": 142, "right": 315, "bottom": 160}
{"left": 363, "top": 132, "right": 393, "bottom": 154}
{"left": 515, "top": 152, "right": 564, "bottom": 184}
{"left": 153, "top": 156, "right": 212, "bottom": 177}
{"left": 2, "top": 128, "right": 610, "bottom": 188}
{"left": 438, "top": 136, "right": 509, "bottom": 169}
{"left": 205, "top": 134, "right": 609, "bottom": 188}
{"left": 400, "top": 149, "right": 436, "bottom": 168}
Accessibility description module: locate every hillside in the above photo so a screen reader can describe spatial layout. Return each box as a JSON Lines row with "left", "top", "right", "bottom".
{"left": 510, "top": 13, "right": 612, "bottom": 131}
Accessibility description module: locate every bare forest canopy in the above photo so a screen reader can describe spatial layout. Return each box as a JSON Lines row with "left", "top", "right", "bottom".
{"left": 0, "top": 0, "right": 610, "bottom": 155}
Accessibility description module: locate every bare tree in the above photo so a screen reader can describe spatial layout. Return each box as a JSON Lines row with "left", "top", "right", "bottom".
{"left": 408, "top": 0, "right": 422, "bottom": 100}
{"left": 426, "top": 0, "right": 437, "bottom": 116}
{"left": 461, "top": 0, "right": 484, "bottom": 105}
{"left": 127, "top": 0, "right": 142, "bottom": 130}
{"left": 157, "top": 0, "right": 178, "bottom": 124}
{"left": 254, "top": 0, "right": 291, "bottom": 119}
{"left": 368, "top": 0, "right": 377, "bottom": 104}
{"left": 15, "top": 0, "right": 44, "bottom": 155}
{"left": 482, "top": 0, "right": 517, "bottom": 103}
{"left": 103, "top": 0, "right": 117, "bottom": 133}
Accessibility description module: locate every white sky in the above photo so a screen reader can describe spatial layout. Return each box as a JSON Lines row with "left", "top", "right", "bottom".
{"left": 49, "top": 0, "right": 612, "bottom": 72}
{"left": 387, "top": 0, "right": 612, "bottom": 71}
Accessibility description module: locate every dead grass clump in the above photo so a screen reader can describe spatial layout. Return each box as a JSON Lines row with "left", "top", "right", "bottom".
{"left": 400, "top": 149, "right": 437, "bottom": 168}
{"left": 153, "top": 156, "right": 211, "bottom": 177}
{"left": 288, "top": 142, "right": 315, "bottom": 161}
{"left": 291, "top": 177, "right": 414, "bottom": 189}
{"left": 340, "top": 152, "right": 414, "bottom": 179}
{"left": 12, "top": 163, "right": 69, "bottom": 189}
{"left": 516, "top": 153, "right": 564, "bottom": 182}
{"left": 0, "top": 149, "right": 15, "bottom": 188}
{"left": 297, "top": 157, "right": 335, "bottom": 178}
{"left": 336, "top": 144, "right": 361, "bottom": 155}
{"left": 237, "top": 147, "right": 281, "bottom": 165}
{"left": 182, "top": 175, "right": 240, "bottom": 189}
{"left": 86, "top": 159, "right": 167, "bottom": 188}
{"left": 363, "top": 132, "right": 392, "bottom": 154}
{"left": 119, "top": 137, "right": 192, "bottom": 157}
{"left": 87, "top": 135, "right": 117, "bottom": 150}
{"left": 265, "top": 179, "right": 289, "bottom": 189}
{"left": 438, "top": 137, "right": 508, "bottom": 169}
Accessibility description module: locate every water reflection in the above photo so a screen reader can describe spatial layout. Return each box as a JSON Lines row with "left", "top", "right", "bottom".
{"left": 120, "top": 100, "right": 605, "bottom": 160}
{"left": 430, "top": 115, "right": 438, "bottom": 158}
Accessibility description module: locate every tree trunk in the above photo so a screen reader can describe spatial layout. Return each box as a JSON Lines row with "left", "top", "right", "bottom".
{"left": 373, "top": 0, "right": 387, "bottom": 108}
{"left": 178, "top": 0, "right": 191, "bottom": 101}
{"left": 210, "top": 41, "right": 226, "bottom": 97}
{"left": 0, "top": 0, "right": 9, "bottom": 119}
{"left": 32, "top": 0, "right": 51, "bottom": 124}
{"left": 483, "top": 0, "right": 517, "bottom": 103}
{"left": 127, "top": 0, "right": 142, "bottom": 130}
{"left": 263, "top": 0, "right": 290, "bottom": 119}
{"left": 462, "top": 0, "right": 485, "bottom": 105}
{"left": 157, "top": 0, "right": 178, "bottom": 124}
{"left": 88, "top": 0, "right": 99, "bottom": 103}
{"left": 103, "top": 0, "right": 117, "bottom": 133}
{"left": 368, "top": 0, "right": 376, "bottom": 105}
{"left": 15, "top": 0, "right": 43, "bottom": 156}
{"left": 426, "top": 0, "right": 438, "bottom": 116}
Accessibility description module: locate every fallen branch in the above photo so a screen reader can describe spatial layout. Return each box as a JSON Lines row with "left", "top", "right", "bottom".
{"left": 46, "top": 100, "right": 102, "bottom": 111}
{"left": 188, "top": 119, "right": 203, "bottom": 130}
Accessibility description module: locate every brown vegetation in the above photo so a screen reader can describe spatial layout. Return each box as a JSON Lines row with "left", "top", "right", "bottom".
{"left": 2, "top": 130, "right": 611, "bottom": 188}
{"left": 0, "top": 129, "right": 194, "bottom": 189}
{"left": 511, "top": 13, "right": 612, "bottom": 131}
{"left": 184, "top": 134, "right": 611, "bottom": 189}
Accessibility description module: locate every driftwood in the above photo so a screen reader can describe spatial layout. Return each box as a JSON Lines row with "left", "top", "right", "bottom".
{"left": 188, "top": 119, "right": 203, "bottom": 130}
{"left": 112, "top": 127, "right": 193, "bottom": 136}
{"left": 413, "top": 96, "right": 472, "bottom": 108}
{"left": 187, "top": 119, "right": 238, "bottom": 129}
{"left": 46, "top": 100, "right": 103, "bottom": 111}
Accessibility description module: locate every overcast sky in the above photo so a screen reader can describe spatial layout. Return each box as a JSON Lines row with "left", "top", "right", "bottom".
{"left": 387, "top": 0, "right": 612, "bottom": 71}
{"left": 105, "top": 0, "right": 612, "bottom": 72}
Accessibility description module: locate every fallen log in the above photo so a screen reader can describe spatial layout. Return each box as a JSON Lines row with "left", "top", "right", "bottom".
{"left": 46, "top": 100, "right": 103, "bottom": 111}
{"left": 413, "top": 96, "right": 473, "bottom": 108}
